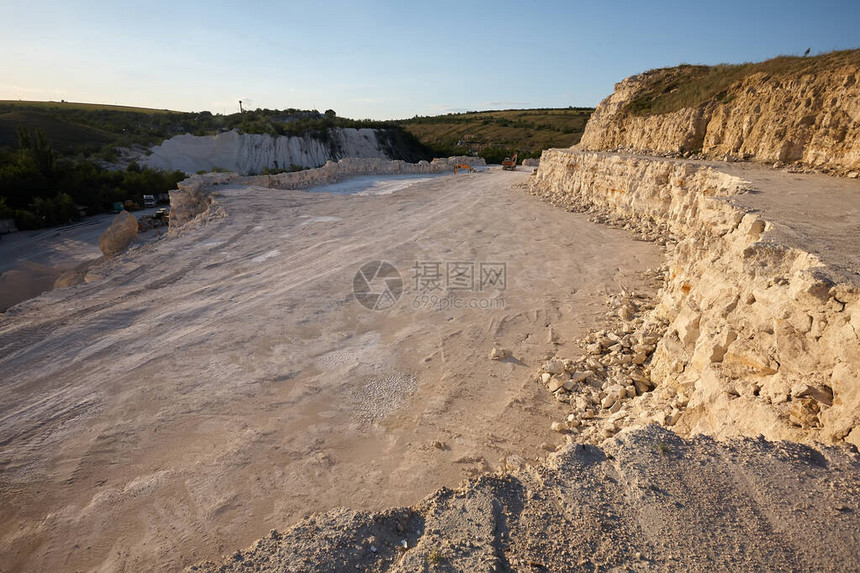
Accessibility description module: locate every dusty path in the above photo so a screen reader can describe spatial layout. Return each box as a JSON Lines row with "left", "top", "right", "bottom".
{"left": 0, "top": 170, "right": 662, "bottom": 572}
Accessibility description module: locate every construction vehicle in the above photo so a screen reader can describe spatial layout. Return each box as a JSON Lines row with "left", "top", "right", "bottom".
{"left": 501, "top": 152, "right": 518, "bottom": 171}
{"left": 453, "top": 164, "right": 473, "bottom": 174}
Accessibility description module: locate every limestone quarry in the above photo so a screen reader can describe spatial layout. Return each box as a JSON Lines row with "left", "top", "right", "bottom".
{"left": 2, "top": 52, "right": 860, "bottom": 572}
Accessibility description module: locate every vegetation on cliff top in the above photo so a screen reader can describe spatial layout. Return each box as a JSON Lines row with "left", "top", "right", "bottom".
{"left": 625, "top": 48, "right": 860, "bottom": 116}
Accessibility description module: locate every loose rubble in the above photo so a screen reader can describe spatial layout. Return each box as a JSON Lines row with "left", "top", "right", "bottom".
{"left": 189, "top": 425, "right": 860, "bottom": 573}
{"left": 534, "top": 285, "right": 682, "bottom": 446}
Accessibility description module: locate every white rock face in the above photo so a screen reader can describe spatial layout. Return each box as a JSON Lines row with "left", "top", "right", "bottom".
{"left": 142, "top": 128, "right": 389, "bottom": 175}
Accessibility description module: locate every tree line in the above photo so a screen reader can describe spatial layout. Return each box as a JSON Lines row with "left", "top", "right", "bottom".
{"left": 0, "top": 127, "right": 184, "bottom": 230}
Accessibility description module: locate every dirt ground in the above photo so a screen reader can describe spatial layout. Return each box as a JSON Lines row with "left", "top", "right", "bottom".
{"left": 193, "top": 425, "right": 860, "bottom": 573}
{"left": 0, "top": 170, "right": 662, "bottom": 572}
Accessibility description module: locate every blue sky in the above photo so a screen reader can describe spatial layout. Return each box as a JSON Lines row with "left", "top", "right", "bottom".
{"left": 1, "top": 1, "right": 858, "bottom": 119}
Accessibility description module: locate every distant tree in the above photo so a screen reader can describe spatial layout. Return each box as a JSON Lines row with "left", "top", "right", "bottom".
{"left": 17, "top": 127, "right": 55, "bottom": 174}
{"left": 324, "top": 109, "right": 337, "bottom": 119}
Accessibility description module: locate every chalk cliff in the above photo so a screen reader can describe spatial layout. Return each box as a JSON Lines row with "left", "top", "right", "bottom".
{"left": 579, "top": 50, "right": 860, "bottom": 175}
{"left": 142, "top": 128, "right": 392, "bottom": 175}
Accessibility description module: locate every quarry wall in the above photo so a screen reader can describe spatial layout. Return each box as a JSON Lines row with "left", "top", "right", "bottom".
{"left": 580, "top": 66, "right": 860, "bottom": 175}
{"left": 529, "top": 149, "right": 860, "bottom": 446}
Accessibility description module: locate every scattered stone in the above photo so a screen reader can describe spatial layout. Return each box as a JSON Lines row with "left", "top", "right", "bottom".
{"left": 666, "top": 409, "right": 682, "bottom": 427}
{"left": 542, "top": 359, "right": 566, "bottom": 375}
{"left": 586, "top": 343, "right": 602, "bottom": 355}
{"left": 633, "top": 350, "right": 649, "bottom": 365}
{"left": 570, "top": 370, "right": 592, "bottom": 384}
{"left": 633, "top": 379, "right": 651, "bottom": 395}
{"left": 489, "top": 345, "right": 510, "bottom": 360}
{"left": 547, "top": 377, "right": 565, "bottom": 392}
{"left": 551, "top": 421, "right": 567, "bottom": 433}
{"left": 790, "top": 383, "right": 833, "bottom": 407}
{"left": 789, "top": 398, "right": 821, "bottom": 428}
{"left": 501, "top": 454, "right": 526, "bottom": 471}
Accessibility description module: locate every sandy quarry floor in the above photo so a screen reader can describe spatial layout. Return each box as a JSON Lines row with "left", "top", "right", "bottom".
{"left": 0, "top": 170, "right": 662, "bottom": 572}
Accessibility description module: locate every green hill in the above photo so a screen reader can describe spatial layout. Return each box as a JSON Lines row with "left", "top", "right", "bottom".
{"left": 398, "top": 108, "right": 593, "bottom": 163}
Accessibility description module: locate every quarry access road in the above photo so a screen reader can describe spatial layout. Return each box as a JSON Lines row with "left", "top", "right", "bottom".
{"left": 0, "top": 169, "right": 662, "bottom": 572}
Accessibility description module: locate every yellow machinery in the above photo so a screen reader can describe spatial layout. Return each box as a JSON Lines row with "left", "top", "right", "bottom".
{"left": 454, "top": 164, "right": 474, "bottom": 174}
{"left": 501, "top": 152, "right": 518, "bottom": 170}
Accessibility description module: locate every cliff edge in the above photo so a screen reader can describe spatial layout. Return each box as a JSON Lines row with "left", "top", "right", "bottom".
{"left": 579, "top": 50, "right": 860, "bottom": 175}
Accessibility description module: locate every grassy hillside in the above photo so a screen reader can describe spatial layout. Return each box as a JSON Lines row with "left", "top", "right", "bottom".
{"left": 398, "top": 108, "right": 593, "bottom": 162}
{"left": 0, "top": 109, "right": 116, "bottom": 154}
{"left": 0, "top": 101, "right": 203, "bottom": 158}
{"left": 624, "top": 49, "right": 860, "bottom": 116}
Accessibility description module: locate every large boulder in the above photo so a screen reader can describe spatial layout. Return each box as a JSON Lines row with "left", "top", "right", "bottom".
{"left": 99, "top": 211, "right": 138, "bottom": 257}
